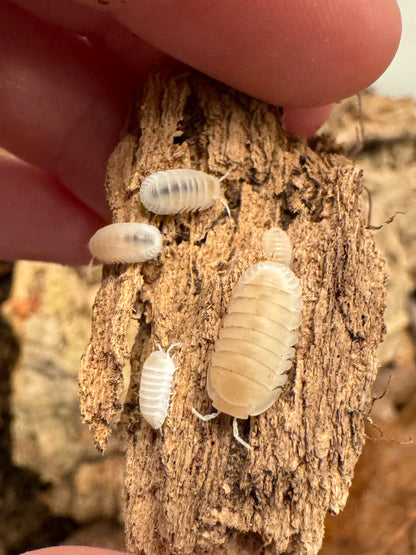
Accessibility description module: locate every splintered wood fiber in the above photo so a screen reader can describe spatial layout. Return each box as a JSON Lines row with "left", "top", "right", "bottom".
{"left": 79, "top": 72, "right": 386, "bottom": 555}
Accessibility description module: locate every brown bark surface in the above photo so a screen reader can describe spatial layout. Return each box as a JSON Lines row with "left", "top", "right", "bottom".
{"left": 79, "top": 72, "right": 386, "bottom": 554}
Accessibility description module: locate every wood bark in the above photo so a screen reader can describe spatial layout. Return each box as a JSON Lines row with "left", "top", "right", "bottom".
{"left": 79, "top": 71, "right": 386, "bottom": 554}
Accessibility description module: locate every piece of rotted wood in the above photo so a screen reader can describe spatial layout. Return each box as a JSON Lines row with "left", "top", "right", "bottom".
{"left": 79, "top": 71, "right": 386, "bottom": 554}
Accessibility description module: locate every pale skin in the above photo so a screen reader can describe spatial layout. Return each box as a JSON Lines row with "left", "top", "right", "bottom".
{"left": 0, "top": 1, "right": 401, "bottom": 553}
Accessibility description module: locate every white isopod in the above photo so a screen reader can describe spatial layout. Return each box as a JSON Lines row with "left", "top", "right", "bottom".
{"left": 193, "top": 230, "right": 302, "bottom": 449}
{"left": 88, "top": 222, "right": 162, "bottom": 263}
{"left": 139, "top": 345, "right": 179, "bottom": 429}
{"left": 262, "top": 227, "right": 292, "bottom": 265}
{"left": 139, "top": 169, "right": 231, "bottom": 217}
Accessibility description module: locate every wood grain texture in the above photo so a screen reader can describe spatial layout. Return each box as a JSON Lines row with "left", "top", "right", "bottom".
{"left": 79, "top": 71, "right": 386, "bottom": 553}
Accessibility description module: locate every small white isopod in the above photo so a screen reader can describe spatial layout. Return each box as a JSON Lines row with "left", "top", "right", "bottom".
{"left": 139, "top": 344, "right": 179, "bottom": 429}
{"left": 88, "top": 222, "right": 162, "bottom": 263}
{"left": 139, "top": 169, "right": 231, "bottom": 217}
{"left": 193, "top": 229, "right": 302, "bottom": 449}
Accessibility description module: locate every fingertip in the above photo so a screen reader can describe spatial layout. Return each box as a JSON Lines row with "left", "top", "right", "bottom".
{"left": 0, "top": 156, "right": 108, "bottom": 265}
{"left": 83, "top": 0, "right": 403, "bottom": 108}
{"left": 282, "top": 104, "right": 334, "bottom": 138}
{"left": 0, "top": 2, "right": 128, "bottom": 218}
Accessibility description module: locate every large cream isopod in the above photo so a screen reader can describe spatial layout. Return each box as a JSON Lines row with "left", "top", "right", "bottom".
{"left": 193, "top": 228, "right": 302, "bottom": 449}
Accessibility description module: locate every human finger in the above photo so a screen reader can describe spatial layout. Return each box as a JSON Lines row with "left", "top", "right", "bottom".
{"left": 9, "top": 0, "right": 402, "bottom": 137}
{"left": 78, "top": 0, "right": 402, "bottom": 134}
{"left": 0, "top": 155, "right": 106, "bottom": 265}
{"left": 283, "top": 104, "right": 335, "bottom": 136}
{"left": 0, "top": 2, "right": 169, "bottom": 218}
{"left": 9, "top": 0, "right": 177, "bottom": 77}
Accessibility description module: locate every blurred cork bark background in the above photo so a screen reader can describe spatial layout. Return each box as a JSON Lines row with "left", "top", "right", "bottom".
{"left": 0, "top": 73, "right": 414, "bottom": 555}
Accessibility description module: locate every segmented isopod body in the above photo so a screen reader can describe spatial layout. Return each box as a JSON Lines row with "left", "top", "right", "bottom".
{"left": 262, "top": 227, "right": 292, "bottom": 265}
{"left": 192, "top": 228, "right": 302, "bottom": 448}
{"left": 207, "top": 260, "right": 302, "bottom": 420}
{"left": 139, "top": 346, "right": 178, "bottom": 429}
{"left": 88, "top": 223, "right": 162, "bottom": 263}
{"left": 139, "top": 169, "right": 230, "bottom": 216}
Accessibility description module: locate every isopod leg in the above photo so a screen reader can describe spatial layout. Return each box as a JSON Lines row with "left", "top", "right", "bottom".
{"left": 191, "top": 407, "right": 220, "bottom": 422}
{"left": 218, "top": 166, "right": 234, "bottom": 183}
{"left": 218, "top": 167, "right": 233, "bottom": 218}
{"left": 233, "top": 418, "right": 252, "bottom": 450}
{"left": 167, "top": 343, "right": 181, "bottom": 354}
{"left": 219, "top": 197, "right": 231, "bottom": 218}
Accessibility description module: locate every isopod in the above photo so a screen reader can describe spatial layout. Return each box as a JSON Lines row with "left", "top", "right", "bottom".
{"left": 88, "top": 222, "right": 162, "bottom": 263}
{"left": 262, "top": 227, "right": 292, "bottom": 265}
{"left": 193, "top": 230, "right": 302, "bottom": 449}
{"left": 139, "top": 169, "right": 231, "bottom": 217}
{"left": 139, "top": 344, "right": 179, "bottom": 429}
